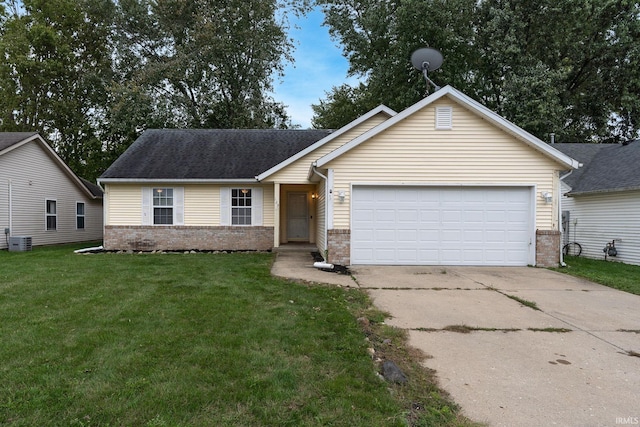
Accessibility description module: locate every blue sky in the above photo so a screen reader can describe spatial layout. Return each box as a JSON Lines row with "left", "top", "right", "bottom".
{"left": 272, "top": 9, "right": 359, "bottom": 129}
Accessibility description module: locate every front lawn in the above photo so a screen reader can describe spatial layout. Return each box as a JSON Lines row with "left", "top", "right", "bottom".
{"left": 555, "top": 256, "right": 640, "bottom": 295}
{"left": 0, "top": 244, "right": 470, "bottom": 426}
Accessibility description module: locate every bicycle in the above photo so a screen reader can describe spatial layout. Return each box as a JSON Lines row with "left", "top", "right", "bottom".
{"left": 562, "top": 241, "right": 582, "bottom": 257}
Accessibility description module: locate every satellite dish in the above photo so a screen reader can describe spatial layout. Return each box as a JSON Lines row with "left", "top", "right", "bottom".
{"left": 411, "top": 47, "right": 443, "bottom": 95}
{"left": 411, "top": 47, "right": 443, "bottom": 72}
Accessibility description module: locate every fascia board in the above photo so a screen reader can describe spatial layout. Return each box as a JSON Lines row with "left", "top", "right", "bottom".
{"left": 256, "top": 105, "right": 397, "bottom": 182}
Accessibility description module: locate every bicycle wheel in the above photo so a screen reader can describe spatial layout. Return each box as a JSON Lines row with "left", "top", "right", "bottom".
{"left": 563, "top": 242, "right": 582, "bottom": 257}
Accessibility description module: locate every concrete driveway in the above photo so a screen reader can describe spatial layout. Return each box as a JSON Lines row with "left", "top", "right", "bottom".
{"left": 351, "top": 266, "right": 640, "bottom": 427}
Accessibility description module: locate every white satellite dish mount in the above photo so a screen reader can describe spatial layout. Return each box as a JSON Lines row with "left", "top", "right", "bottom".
{"left": 411, "top": 47, "right": 443, "bottom": 96}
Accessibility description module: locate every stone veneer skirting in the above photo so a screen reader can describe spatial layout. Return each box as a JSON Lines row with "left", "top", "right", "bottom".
{"left": 327, "top": 229, "right": 351, "bottom": 266}
{"left": 327, "top": 228, "right": 560, "bottom": 267}
{"left": 104, "top": 225, "right": 274, "bottom": 252}
{"left": 536, "top": 229, "right": 561, "bottom": 267}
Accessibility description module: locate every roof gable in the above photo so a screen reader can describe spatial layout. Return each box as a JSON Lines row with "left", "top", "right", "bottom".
{"left": 313, "top": 86, "right": 580, "bottom": 170}
{"left": 0, "top": 132, "right": 102, "bottom": 199}
{"left": 0, "top": 132, "right": 39, "bottom": 153}
{"left": 555, "top": 140, "right": 640, "bottom": 194}
{"left": 100, "top": 129, "right": 333, "bottom": 181}
{"left": 256, "top": 106, "right": 396, "bottom": 181}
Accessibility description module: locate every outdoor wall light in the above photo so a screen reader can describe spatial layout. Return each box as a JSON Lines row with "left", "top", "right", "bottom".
{"left": 338, "top": 190, "right": 346, "bottom": 202}
{"left": 541, "top": 191, "right": 553, "bottom": 204}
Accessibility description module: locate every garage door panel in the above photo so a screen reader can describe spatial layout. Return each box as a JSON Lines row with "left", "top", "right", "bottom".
{"left": 351, "top": 186, "right": 532, "bottom": 266}
{"left": 397, "top": 228, "right": 418, "bottom": 240}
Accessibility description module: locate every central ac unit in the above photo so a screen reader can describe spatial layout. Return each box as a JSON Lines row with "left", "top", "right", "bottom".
{"left": 9, "top": 236, "right": 32, "bottom": 252}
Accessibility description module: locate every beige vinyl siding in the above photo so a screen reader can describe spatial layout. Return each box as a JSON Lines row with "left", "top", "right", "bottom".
{"left": 324, "top": 99, "right": 561, "bottom": 230}
{"left": 266, "top": 113, "right": 389, "bottom": 183}
{"left": 104, "top": 184, "right": 142, "bottom": 225}
{"left": 184, "top": 185, "right": 218, "bottom": 226}
{"left": 0, "top": 140, "right": 102, "bottom": 249}
{"left": 562, "top": 190, "right": 640, "bottom": 266}
{"left": 106, "top": 184, "right": 274, "bottom": 227}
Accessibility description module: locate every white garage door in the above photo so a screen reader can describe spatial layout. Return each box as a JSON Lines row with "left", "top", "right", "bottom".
{"left": 351, "top": 186, "right": 533, "bottom": 266}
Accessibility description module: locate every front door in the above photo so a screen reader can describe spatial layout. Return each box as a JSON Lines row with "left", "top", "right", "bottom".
{"left": 287, "top": 192, "right": 309, "bottom": 241}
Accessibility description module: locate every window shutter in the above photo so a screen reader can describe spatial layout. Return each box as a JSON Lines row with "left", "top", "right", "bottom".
{"left": 435, "top": 106, "right": 453, "bottom": 130}
{"left": 174, "top": 187, "right": 184, "bottom": 225}
{"left": 141, "top": 187, "right": 151, "bottom": 225}
{"left": 252, "top": 187, "right": 263, "bottom": 226}
{"left": 220, "top": 187, "right": 230, "bottom": 225}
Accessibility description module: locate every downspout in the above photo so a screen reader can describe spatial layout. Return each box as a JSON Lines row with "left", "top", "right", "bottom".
{"left": 558, "top": 175, "right": 565, "bottom": 267}
{"left": 558, "top": 169, "right": 578, "bottom": 267}
{"left": 311, "top": 165, "right": 333, "bottom": 268}
{"left": 8, "top": 179, "right": 12, "bottom": 240}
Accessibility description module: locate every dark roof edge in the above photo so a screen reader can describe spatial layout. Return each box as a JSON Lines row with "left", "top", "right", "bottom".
{"left": 568, "top": 185, "right": 640, "bottom": 196}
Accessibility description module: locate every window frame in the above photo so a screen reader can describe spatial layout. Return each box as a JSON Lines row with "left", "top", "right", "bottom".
{"left": 76, "top": 202, "right": 85, "bottom": 230}
{"left": 231, "top": 188, "right": 252, "bottom": 226}
{"left": 45, "top": 199, "right": 57, "bottom": 231}
{"left": 152, "top": 187, "right": 174, "bottom": 225}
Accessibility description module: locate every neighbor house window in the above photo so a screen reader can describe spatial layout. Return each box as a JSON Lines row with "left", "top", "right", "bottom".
{"left": 231, "top": 188, "right": 252, "bottom": 225}
{"left": 153, "top": 188, "right": 173, "bottom": 225}
{"left": 46, "top": 199, "right": 57, "bottom": 231}
{"left": 76, "top": 202, "right": 85, "bottom": 230}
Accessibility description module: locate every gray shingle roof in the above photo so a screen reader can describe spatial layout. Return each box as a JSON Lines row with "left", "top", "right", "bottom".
{"left": 79, "top": 177, "right": 104, "bottom": 198}
{"left": 0, "top": 132, "right": 38, "bottom": 152}
{"left": 554, "top": 140, "right": 640, "bottom": 194}
{"left": 100, "top": 129, "right": 333, "bottom": 180}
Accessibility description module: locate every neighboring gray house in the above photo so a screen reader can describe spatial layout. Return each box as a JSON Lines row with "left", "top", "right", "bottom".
{"left": 555, "top": 140, "right": 640, "bottom": 265}
{"left": 0, "top": 132, "right": 103, "bottom": 250}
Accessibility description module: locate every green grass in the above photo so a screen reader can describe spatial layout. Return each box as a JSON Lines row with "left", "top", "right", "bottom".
{"left": 503, "top": 294, "right": 540, "bottom": 310}
{"left": 0, "top": 244, "right": 472, "bottom": 426}
{"left": 555, "top": 256, "right": 640, "bottom": 295}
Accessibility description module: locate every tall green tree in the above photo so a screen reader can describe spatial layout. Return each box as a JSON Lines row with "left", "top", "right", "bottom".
{"left": 0, "top": 0, "right": 115, "bottom": 179}
{"left": 474, "top": 0, "right": 640, "bottom": 142}
{"left": 113, "top": 0, "right": 296, "bottom": 129}
{"left": 0, "top": 0, "right": 310, "bottom": 181}
{"left": 314, "top": 0, "right": 477, "bottom": 128}
{"left": 314, "top": 0, "right": 640, "bottom": 142}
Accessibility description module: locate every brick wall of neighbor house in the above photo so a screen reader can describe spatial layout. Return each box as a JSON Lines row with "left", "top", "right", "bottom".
{"left": 104, "top": 226, "right": 274, "bottom": 251}
{"left": 536, "top": 229, "right": 561, "bottom": 267}
{"left": 327, "top": 229, "right": 350, "bottom": 266}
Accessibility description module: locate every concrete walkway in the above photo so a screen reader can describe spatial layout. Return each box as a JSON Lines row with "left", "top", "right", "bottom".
{"left": 272, "top": 252, "right": 640, "bottom": 427}
{"left": 270, "top": 245, "right": 355, "bottom": 288}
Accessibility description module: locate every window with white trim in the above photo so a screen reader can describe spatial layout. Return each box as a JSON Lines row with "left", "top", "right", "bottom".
{"left": 76, "top": 202, "right": 85, "bottom": 230}
{"left": 231, "top": 188, "right": 252, "bottom": 225}
{"left": 153, "top": 188, "right": 173, "bottom": 225}
{"left": 46, "top": 199, "right": 57, "bottom": 231}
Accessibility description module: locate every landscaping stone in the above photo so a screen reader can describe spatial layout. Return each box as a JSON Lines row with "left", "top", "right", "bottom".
{"left": 382, "top": 360, "right": 408, "bottom": 384}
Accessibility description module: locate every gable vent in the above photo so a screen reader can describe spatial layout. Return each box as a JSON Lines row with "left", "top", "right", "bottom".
{"left": 435, "top": 106, "right": 453, "bottom": 130}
